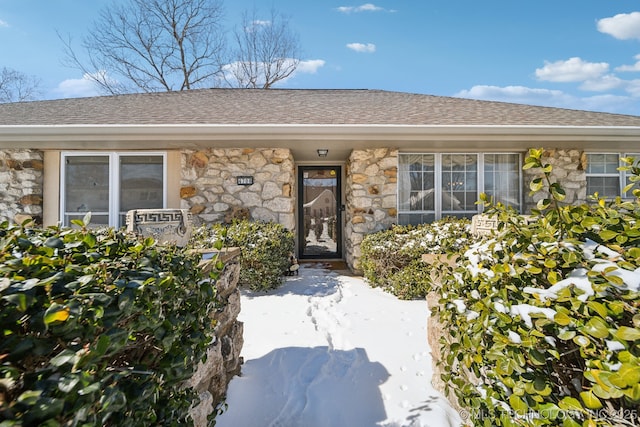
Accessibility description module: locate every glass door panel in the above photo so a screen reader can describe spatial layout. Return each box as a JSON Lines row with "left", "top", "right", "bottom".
{"left": 298, "top": 166, "right": 342, "bottom": 259}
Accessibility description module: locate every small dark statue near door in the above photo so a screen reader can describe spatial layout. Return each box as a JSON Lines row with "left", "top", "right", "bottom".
{"left": 286, "top": 254, "right": 299, "bottom": 276}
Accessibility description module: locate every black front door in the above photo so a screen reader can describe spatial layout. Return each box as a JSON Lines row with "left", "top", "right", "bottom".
{"left": 298, "top": 166, "right": 342, "bottom": 259}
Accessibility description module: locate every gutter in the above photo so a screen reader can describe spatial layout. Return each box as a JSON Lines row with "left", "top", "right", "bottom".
{"left": 1, "top": 124, "right": 639, "bottom": 150}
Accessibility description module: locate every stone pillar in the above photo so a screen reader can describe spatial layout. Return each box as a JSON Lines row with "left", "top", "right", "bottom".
{"left": 187, "top": 248, "right": 243, "bottom": 427}
{"left": 180, "top": 149, "right": 295, "bottom": 231}
{"left": 344, "top": 148, "right": 398, "bottom": 273}
{"left": 523, "top": 149, "right": 586, "bottom": 213}
{"left": 0, "top": 150, "right": 44, "bottom": 225}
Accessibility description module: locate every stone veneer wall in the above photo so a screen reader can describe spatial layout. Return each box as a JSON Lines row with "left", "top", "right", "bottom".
{"left": 186, "top": 249, "right": 243, "bottom": 427}
{"left": 0, "top": 149, "right": 44, "bottom": 225}
{"left": 523, "top": 148, "right": 587, "bottom": 213}
{"left": 344, "top": 148, "right": 398, "bottom": 273}
{"left": 180, "top": 148, "right": 296, "bottom": 230}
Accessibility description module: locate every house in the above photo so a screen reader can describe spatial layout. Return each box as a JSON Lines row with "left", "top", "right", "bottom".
{"left": 1, "top": 88, "right": 640, "bottom": 272}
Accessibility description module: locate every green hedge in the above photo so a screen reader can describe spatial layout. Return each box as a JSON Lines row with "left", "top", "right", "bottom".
{"left": 0, "top": 216, "right": 223, "bottom": 426}
{"left": 191, "top": 220, "right": 294, "bottom": 292}
{"left": 433, "top": 149, "right": 640, "bottom": 426}
{"left": 359, "top": 219, "right": 471, "bottom": 299}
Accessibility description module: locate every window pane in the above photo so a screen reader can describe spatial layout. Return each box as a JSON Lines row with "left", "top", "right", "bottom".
{"left": 120, "top": 155, "right": 164, "bottom": 212}
{"left": 442, "top": 154, "right": 477, "bottom": 214}
{"left": 65, "top": 156, "right": 109, "bottom": 215}
{"left": 587, "top": 177, "right": 619, "bottom": 198}
{"left": 586, "top": 153, "right": 620, "bottom": 198}
{"left": 398, "top": 154, "right": 435, "bottom": 213}
{"left": 398, "top": 212, "right": 435, "bottom": 226}
{"left": 587, "top": 153, "right": 619, "bottom": 174}
{"left": 484, "top": 153, "right": 520, "bottom": 210}
{"left": 65, "top": 213, "right": 109, "bottom": 227}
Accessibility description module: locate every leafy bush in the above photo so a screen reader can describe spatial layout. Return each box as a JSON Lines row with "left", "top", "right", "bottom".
{"left": 191, "top": 220, "right": 294, "bottom": 292}
{"left": 0, "top": 216, "right": 222, "bottom": 426}
{"left": 433, "top": 149, "right": 640, "bottom": 426}
{"left": 359, "top": 219, "right": 471, "bottom": 299}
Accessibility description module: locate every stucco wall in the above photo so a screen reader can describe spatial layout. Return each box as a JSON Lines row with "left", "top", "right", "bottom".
{"left": 344, "top": 148, "right": 398, "bottom": 272}
{"left": 0, "top": 149, "right": 44, "bottom": 224}
{"left": 180, "top": 148, "right": 296, "bottom": 230}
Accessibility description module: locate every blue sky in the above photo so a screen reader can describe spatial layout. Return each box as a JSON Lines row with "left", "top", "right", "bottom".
{"left": 2, "top": 1, "right": 640, "bottom": 115}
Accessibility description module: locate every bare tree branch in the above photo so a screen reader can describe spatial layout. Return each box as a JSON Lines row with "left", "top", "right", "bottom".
{"left": 228, "top": 8, "right": 301, "bottom": 89}
{"left": 61, "top": 0, "right": 226, "bottom": 94}
{"left": 0, "top": 68, "right": 41, "bottom": 103}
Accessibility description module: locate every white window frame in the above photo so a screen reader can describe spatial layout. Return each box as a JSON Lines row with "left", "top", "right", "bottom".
{"left": 60, "top": 151, "right": 167, "bottom": 227}
{"left": 586, "top": 152, "right": 640, "bottom": 199}
{"left": 397, "top": 152, "right": 522, "bottom": 224}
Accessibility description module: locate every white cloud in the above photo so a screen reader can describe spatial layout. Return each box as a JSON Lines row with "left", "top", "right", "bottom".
{"left": 455, "top": 85, "right": 640, "bottom": 115}
{"left": 297, "top": 59, "right": 326, "bottom": 74}
{"left": 579, "top": 74, "right": 624, "bottom": 91}
{"left": 597, "top": 12, "right": 640, "bottom": 40}
{"left": 337, "top": 4, "right": 384, "bottom": 13}
{"left": 616, "top": 54, "right": 640, "bottom": 72}
{"left": 53, "top": 73, "right": 102, "bottom": 98}
{"left": 535, "top": 57, "right": 609, "bottom": 82}
{"left": 252, "top": 20, "right": 270, "bottom": 26}
{"left": 0, "top": 19, "right": 9, "bottom": 27}
{"left": 346, "top": 42, "right": 376, "bottom": 53}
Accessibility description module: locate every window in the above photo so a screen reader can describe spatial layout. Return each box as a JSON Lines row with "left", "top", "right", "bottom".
{"left": 586, "top": 153, "right": 621, "bottom": 198}
{"left": 586, "top": 153, "right": 640, "bottom": 198}
{"left": 398, "top": 153, "right": 521, "bottom": 225}
{"left": 61, "top": 152, "right": 166, "bottom": 227}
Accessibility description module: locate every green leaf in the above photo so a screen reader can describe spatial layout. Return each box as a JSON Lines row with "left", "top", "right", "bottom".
{"left": 618, "top": 364, "right": 640, "bottom": 387}
{"left": 509, "top": 394, "right": 529, "bottom": 415}
{"left": 550, "top": 183, "right": 566, "bottom": 201}
{"left": 582, "top": 317, "right": 610, "bottom": 339}
{"left": 554, "top": 312, "right": 572, "bottom": 326}
{"left": 558, "top": 396, "right": 583, "bottom": 412}
{"left": 587, "top": 301, "right": 608, "bottom": 318}
{"left": 50, "top": 349, "right": 76, "bottom": 367}
{"left": 44, "top": 237, "right": 64, "bottom": 249}
{"left": 537, "top": 198, "right": 552, "bottom": 210}
{"left": 78, "top": 382, "right": 101, "bottom": 396}
{"left": 529, "top": 349, "right": 547, "bottom": 366}
{"left": 44, "top": 304, "right": 70, "bottom": 326}
{"left": 573, "top": 335, "right": 590, "bottom": 347}
{"left": 17, "top": 390, "right": 42, "bottom": 404}
{"left": 83, "top": 233, "right": 97, "bottom": 248}
{"left": 3, "top": 293, "right": 35, "bottom": 311}
{"left": 614, "top": 326, "right": 640, "bottom": 341}
{"left": 579, "top": 390, "right": 602, "bottom": 409}
{"left": 83, "top": 211, "right": 92, "bottom": 225}
{"left": 599, "top": 230, "right": 617, "bottom": 241}
{"left": 562, "top": 418, "right": 582, "bottom": 427}
{"left": 95, "top": 334, "right": 110, "bottom": 356}
{"left": 624, "top": 383, "right": 640, "bottom": 401}
{"left": 530, "top": 178, "right": 544, "bottom": 192}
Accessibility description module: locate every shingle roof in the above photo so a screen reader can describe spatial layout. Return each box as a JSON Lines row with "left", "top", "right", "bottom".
{"left": 1, "top": 88, "right": 640, "bottom": 127}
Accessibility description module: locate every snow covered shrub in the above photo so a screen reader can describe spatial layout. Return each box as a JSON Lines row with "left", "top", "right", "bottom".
{"left": 0, "top": 215, "right": 222, "bottom": 426}
{"left": 433, "top": 149, "right": 640, "bottom": 426}
{"left": 360, "top": 219, "right": 471, "bottom": 299}
{"left": 193, "top": 220, "right": 294, "bottom": 291}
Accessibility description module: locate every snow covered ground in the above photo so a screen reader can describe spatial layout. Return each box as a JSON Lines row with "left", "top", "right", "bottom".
{"left": 215, "top": 263, "right": 462, "bottom": 427}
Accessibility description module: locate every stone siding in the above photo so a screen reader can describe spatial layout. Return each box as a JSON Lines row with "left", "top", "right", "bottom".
{"left": 187, "top": 249, "right": 243, "bottom": 427}
{"left": 0, "top": 149, "right": 44, "bottom": 225}
{"left": 344, "top": 148, "right": 398, "bottom": 272}
{"left": 180, "top": 148, "right": 296, "bottom": 231}
{"left": 523, "top": 148, "right": 587, "bottom": 213}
